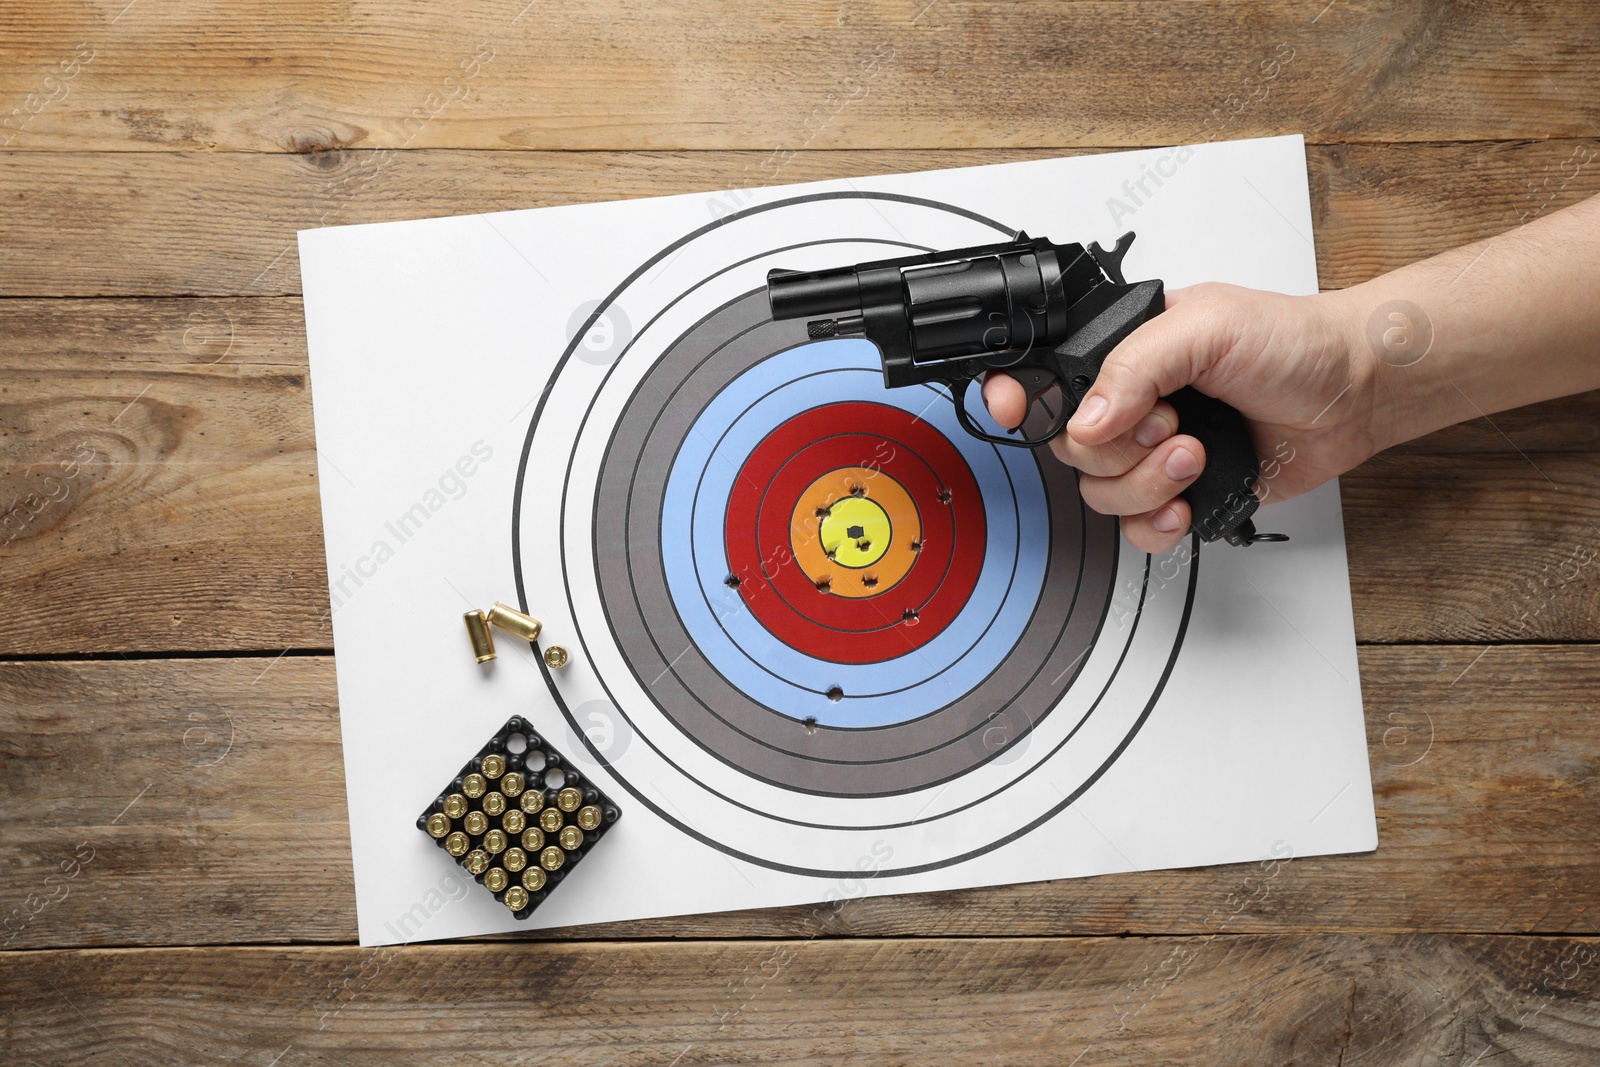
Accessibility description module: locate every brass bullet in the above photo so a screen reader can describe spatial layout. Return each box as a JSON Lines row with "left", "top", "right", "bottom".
{"left": 482, "top": 792, "right": 506, "bottom": 817}
{"left": 503, "top": 847, "right": 527, "bottom": 873}
{"left": 465, "top": 849, "right": 490, "bottom": 875}
{"left": 520, "top": 827, "right": 545, "bottom": 852}
{"left": 540, "top": 845, "right": 565, "bottom": 871}
{"left": 445, "top": 832, "right": 470, "bottom": 857}
{"left": 484, "top": 867, "right": 509, "bottom": 893}
{"left": 519, "top": 790, "right": 545, "bottom": 814}
{"left": 487, "top": 602, "right": 542, "bottom": 642}
{"left": 557, "top": 787, "right": 582, "bottom": 813}
{"left": 463, "top": 610, "right": 496, "bottom": 663}
{"left": 543, "top": 645, "right": 570, "bottom": 669}
{"left": 425, "top": 812, "right": 451, "bottom": 838}
{"left": 484, "top": 829, "right": 508, "bottom": 854}
{"left": 522, "top": 868, "right": 546, "bottom": 892}
{"left": 481, "top": 753, "right": 507, "bottom": 780}
{"left": 539, "top": 807, "right": 563, "bottom": 833}
{"left": 462, "top": 773, "right": 487, "bottom": 799}
{"left": 463, "top": 810, "right": 489, "bottom": 836}
{"left": 502, "top": 809, "right": 526, "bottom": 835}
{"left": 576, "top": 805, "right": 603, "bottom": 831}
{"left": 501, "top": 772, "right": 525, "bottom": 798}
{"left": 504, "top": 884, "right": 530, "bottom": 911}
{"left": 559, "top": 825, "right": 584, "bottom": 851}
{"left": 443, "top": 793, "right": 469, "bottom": 819}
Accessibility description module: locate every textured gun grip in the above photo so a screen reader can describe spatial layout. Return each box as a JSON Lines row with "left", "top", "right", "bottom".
{"left": 1165, "top": 387, "right": 1261, "bottom": 543}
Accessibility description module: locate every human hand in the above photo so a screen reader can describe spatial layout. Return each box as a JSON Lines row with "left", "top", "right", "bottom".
{"left": 983, "top": 282, "right": 1382, "bottom": 553}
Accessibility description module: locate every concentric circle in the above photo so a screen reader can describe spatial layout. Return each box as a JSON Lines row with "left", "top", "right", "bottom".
{"left": 789, "top": 467, "right": 920, "bottom": 596}
{"left": 725, "top": 401, "right": 985, "bottom": 664}
{"left": 513, "top": 191, "right": 1198, "bottom": 877}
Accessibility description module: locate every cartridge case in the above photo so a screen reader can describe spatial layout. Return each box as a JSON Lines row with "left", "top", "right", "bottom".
{"left": 463, "top": 610, "right": 496, "bottom": 663}
{"left": 487, "top": 602, "right": 542, "bottom": 642}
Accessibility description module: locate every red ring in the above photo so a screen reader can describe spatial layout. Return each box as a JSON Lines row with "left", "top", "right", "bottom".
{"left": 758, "top": 438, "right": 953, "bottom": 627}
{"left": 725, "top": 402, "right": 986, "bottom": 664}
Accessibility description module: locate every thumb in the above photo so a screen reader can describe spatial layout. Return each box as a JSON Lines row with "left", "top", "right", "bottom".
{"left": 1065, "top": 285, "right": 1238, "bottom": 446}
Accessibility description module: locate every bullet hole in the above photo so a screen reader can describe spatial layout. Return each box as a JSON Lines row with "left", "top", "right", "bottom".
{"left": 815, "top": 577, "right": 832, "bottom": 592}
{"left": 724, "top": 574, "right": 741, "bottom": 589}
{"left": 825, "top": 686, "right": 844, "bottom": 702}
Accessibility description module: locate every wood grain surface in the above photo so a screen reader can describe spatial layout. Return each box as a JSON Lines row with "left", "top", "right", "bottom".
{"left": 5, "top": 935, "right": 1599, "bottom": 1066}
{"left": 5, "top": 0, "right": 1600, "bottom": 1062}
{"left": 3, "top": 1, "right": 1598, "bottom": 152}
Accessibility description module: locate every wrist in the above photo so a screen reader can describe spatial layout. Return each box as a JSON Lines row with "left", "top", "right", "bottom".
{"left": 1319, "top": 282, "right": 1457, "bottom": 453}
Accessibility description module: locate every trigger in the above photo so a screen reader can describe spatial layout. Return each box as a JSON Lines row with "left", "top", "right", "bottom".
{"left": 1000, "top": 367, "right": 1056, "bottom": 402}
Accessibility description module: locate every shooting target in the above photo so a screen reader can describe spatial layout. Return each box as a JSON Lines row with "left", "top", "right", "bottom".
{"left": 514, "top": 192, "right": 1197, "bottom": 878}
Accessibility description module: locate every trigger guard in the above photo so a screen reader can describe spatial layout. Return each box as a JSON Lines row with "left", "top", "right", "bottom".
{"left": 952, "top": 379, "right": 1069, "bottom": 448}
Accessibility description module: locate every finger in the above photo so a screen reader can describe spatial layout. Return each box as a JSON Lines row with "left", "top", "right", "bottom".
{"left": 1066, "top": 284, "right": 1241, "bottom": 446}
{"left": 1047, "top": 399, "right": 1178, "bottom": 478}
{"left": 1077, "top": 435, "right": 1206, "bottom": 517}
{"left": 1119, "top": 498, "right": 1193, "bottom": 555}
{"left": 980, "top": 372, "right": 1028, "bottom": 430}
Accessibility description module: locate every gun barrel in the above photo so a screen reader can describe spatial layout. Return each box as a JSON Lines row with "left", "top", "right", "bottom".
{"left": 767, "top": 266, "right": 863, "bottom": 320}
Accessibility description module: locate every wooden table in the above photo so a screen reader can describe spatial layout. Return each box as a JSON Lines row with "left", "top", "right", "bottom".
{"left": 4, "top": 2, "right": 1599, "bottom": 1063}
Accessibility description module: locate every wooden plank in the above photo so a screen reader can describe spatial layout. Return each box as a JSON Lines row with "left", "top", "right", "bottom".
{"left": 4, "top": 139, "right": 1600, "bottom": 297}
{"left": 3, "top": 646, "right": 1596, "bottom": 950}
{"left": 4, "top": 936, "right": 1599, "bottom": 1064}
{"left": 6, "top": 345, "right": 1600, "bottom": 653}
{"left": 3, "top": 1, "right": 1598, "bottom": 152}
{"left": 1344, "top": 455, "right": 1600, "bottom": 644}
{"left": 5, "top": 295, "right": 1600, "bottom": 652}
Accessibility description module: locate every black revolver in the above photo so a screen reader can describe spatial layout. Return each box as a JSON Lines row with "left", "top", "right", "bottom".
{"left": 765, "top": 232, "right": 1285, "bottom": 546}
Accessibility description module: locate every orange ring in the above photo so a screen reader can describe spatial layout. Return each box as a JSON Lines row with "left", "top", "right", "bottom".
{"left": 788, "top": 467, "right": 922, "bottom": 599}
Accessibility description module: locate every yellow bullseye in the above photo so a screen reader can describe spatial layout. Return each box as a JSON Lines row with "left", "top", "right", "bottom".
{"left": 819, "top": 496, "right": 891, "bottom": 569}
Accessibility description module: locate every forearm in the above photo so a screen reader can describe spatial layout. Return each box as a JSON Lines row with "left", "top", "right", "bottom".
{"left": 1323, "top": 193, "right": 1600, "bottom": 450}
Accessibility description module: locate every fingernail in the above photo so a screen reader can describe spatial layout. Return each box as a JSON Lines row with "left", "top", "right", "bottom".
{"left": 1073, "top": 394, "right": 1109, "bottom": 427}
{"left": 1151, "top": 506, "right": 1182, "bottom": 533}
{"left": 1133, "top": 413, "right": 1172, "bottom": 448}
{"left": 1165, "top": 446, "right": 1200, "bottom": 481}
